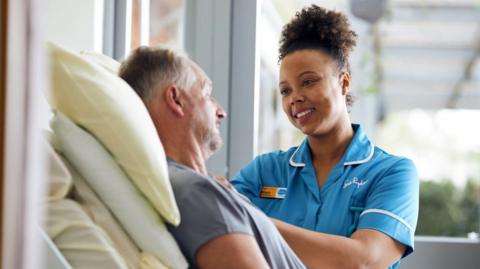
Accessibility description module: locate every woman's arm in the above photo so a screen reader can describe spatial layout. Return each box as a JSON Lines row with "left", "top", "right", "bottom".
{"left": 272, "top": 218, "right": 405, "bottom": 269}
{"left": 275, "top": 158, "right": 418, "bottom": 268}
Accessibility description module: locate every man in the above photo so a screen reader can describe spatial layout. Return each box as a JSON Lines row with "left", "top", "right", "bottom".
{"left": 118, "top": 46, "right": 305, "bottom": 269}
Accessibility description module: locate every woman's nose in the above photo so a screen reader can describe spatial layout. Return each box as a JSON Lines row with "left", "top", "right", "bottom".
{"left": 289, "top": 90, "right": 305, "bottom": 105}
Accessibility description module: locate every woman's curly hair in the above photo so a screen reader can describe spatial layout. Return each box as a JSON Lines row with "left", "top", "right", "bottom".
{"left": 279, "top": 5, "right": 358, "bottom": 108}
{"left": 279, "top": 5, "right": 357, "bottom": 69}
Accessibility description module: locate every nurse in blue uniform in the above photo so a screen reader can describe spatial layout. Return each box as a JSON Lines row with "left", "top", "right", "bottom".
{"left": 231, "top": 5, "right": 419, "bottom": 269}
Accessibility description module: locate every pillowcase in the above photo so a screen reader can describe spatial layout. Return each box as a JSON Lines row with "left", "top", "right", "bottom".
{"left": 52, "top": 112, "right": 188, "bottom": 269}
{"left": 48, "top": 43, "right": 179, "bottom": 226}
{"left": 48, "top": 141, "right": 170, "bottom": 269}
{"left": 61, "top": 154, "right": 143, "bottom": 269}
{"left": 47, "top": 143, "right": 72, "bottom": 201}
{"left": 79, "top": 51, "right": 120, "bottom": 74}
{"left": 45, "top": 199, "right": 129, "bottom": 269}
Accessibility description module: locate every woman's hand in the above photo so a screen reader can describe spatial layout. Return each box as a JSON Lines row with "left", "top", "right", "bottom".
{"left": 212, "top": 175, "right": 237, "bottom": 192}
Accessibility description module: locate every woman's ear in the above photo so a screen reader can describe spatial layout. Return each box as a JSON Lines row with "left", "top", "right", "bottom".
{"left": 164, "top": 85, "right": 184, "bottom": 117}
{"left": 339, "top": 72, "right": 351, "bottom": 95}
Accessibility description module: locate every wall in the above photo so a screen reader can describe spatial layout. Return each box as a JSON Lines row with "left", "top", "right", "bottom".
{"left": 401, "top": 237, "right": 480, "bottom": 269}
{"left": 46, "top": 0, "right": 104, "bottom": 52}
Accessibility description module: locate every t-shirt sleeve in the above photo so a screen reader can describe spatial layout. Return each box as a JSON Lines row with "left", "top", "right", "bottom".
{"left": 230, "top": 157, "right": 263, "bottom": 201}
{"left": 169, "top": 180, "right": 255, "bottom": 263}
{"left": 357, "top": 158, "right": 419, "bottom": 257}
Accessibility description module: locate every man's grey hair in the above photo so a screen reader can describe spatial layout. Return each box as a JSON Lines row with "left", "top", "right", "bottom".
{"left": 119, "top": 46, "right": 197, "bottom": 101}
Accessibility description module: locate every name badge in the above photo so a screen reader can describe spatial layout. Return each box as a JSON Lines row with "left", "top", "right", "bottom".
{"left": 260, "top": 186, "right": 287, "bottom": 199}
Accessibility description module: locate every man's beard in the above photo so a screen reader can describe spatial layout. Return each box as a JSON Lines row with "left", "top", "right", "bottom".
{"left": 204, "top": 128, "right": 223, "bottom": 155}
{"left": 207, "top": 131, "right": 223, "bottom": 153}
{"left": 194, "top": 121, "right": 223, "bottom": 157}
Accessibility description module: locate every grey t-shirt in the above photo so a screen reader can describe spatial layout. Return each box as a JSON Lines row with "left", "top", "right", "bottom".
{"left": 166, "top": 160, "right": 306, "bottom": 269}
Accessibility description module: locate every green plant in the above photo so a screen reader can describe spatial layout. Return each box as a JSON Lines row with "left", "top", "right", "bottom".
{"left": 417, "top": 179, "right": 480, "bottom": 237}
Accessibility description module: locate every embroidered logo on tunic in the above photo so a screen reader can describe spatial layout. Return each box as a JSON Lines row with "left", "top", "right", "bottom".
{"left": 343, "top": 177, "right": 367, "bottom": 189}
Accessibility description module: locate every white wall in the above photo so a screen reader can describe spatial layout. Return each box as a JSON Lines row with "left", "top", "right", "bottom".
{"left": 46, "top": 0, "right": 104, "bottom": 52}
{"left": 400, "top": 237, "right": 480, "bottom": 269}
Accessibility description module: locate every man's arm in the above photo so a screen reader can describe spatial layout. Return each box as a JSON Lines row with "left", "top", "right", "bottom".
{"left": 196, "top": 233, "right": 270, "bottom": 269}
{"left": 272, "top": 219, "right": 405, "bottom": 269}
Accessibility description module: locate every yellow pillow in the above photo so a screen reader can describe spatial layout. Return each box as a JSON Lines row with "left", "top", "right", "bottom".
{"left": 48, "top": 43, "right": 180, "bottom": 225}
{"left": 80, "top": 50, "right": 120, "bottom": 74}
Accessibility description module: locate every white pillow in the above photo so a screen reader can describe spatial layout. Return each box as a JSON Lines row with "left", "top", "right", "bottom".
{"left": 48, "top": 43, "right": 179, "bottom": 225}
{"left": 52, "top": 112, "right": 188, "bottom": 269}
{"left": 46, "top": 199, "right": 129, "bottom": 269}
{"left": 47, "top": 143, "right": 72, "bottom": 201}
{"left": 61, "top": 154, "right": 143, "bottom": 269}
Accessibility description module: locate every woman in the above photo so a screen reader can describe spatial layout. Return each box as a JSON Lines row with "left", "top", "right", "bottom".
{"left": 231, "top": 5, "right": 419, "bottom": 269}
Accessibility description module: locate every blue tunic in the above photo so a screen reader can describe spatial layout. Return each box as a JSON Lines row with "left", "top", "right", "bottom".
{"left": 231, "top": 124, "right": 419, "bottom": 269}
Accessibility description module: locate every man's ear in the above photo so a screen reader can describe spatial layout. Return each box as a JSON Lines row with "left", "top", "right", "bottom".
{"left": 339, "top": 72, "right": 351, "bottom": 95}
{"left": 164, "top": 85, "right": 184, "bottom": 117}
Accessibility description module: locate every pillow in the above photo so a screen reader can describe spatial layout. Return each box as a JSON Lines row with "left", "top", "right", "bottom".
{"left": 52, "top": 112, "right": 188, "bottom": 269}
{"left": 48, "top": 43, "right": 179, "bottom": 225}
{"left": 79, "top": 51, "right": 120, "bottom": 74}
{"left": 50, "top": 144, "right": 170, "bottom": 269}
{"left": 61, "top": 154, "right": 142, "bottom": 269}
{"left": 45, "top": 199, "right": 129, "bottom": 269}
{"left": 47, "top": 143, "right": 72, "bottom": 201}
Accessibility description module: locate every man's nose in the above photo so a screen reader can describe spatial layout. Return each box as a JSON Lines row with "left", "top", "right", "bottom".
{"left": 217, "top": 104, "right": 227, "bottom": 120}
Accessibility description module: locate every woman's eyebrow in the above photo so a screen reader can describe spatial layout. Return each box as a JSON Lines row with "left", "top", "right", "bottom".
{"left": 297, "top": 70, "right": 317, "bottom": 77}
{"left": 279, "top": 71, "right": 319, "bottom": 86}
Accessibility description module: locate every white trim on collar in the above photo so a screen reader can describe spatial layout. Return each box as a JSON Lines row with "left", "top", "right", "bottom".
{"left": 344, "top": 142, "right": 375, "bottom": 166}
{"left": 289, "top": 146, "right": 305, "bottom": 167}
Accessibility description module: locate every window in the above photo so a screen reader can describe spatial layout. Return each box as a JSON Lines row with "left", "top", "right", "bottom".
{"left": 377, "top": 110, "right": 480, "bottom": 237}
{"left": 131, "top": 0, "right": 185, "bottom": 50}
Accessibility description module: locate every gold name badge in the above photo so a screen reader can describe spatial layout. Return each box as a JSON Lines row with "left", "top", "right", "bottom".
{"left": 260, "top": 186, "right": 287, "bottom": 199}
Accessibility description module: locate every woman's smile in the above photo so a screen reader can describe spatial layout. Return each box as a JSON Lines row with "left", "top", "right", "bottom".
{"left": 293, "top": 107, "right": 315, "bottom": 125}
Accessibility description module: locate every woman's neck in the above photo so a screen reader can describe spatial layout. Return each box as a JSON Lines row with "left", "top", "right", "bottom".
{"left": 308, "top": 121, "right": 354, "bottom": 165}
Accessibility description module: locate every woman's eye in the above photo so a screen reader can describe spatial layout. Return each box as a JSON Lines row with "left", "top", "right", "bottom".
{"left": 280, "top": 88, "right": 290, "bottom": 96}
{"left": 302, "top": 79, "right": 313, "bottom": 87}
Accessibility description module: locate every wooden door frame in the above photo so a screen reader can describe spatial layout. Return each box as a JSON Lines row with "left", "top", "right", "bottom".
{"left": 1, "top": 0, "right": 49, "bottom": 268}
{"left": 0, "top": 0, "right": 8, "bottom": 266}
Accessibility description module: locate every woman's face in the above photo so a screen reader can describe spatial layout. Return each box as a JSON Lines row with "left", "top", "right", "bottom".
{"left": 279, "top": 49, "right": 350, "bottom": 136}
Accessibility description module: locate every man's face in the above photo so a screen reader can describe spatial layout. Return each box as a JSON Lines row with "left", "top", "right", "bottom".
{"left": 185, "top": 63, "right": 226, "bottom": 156}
